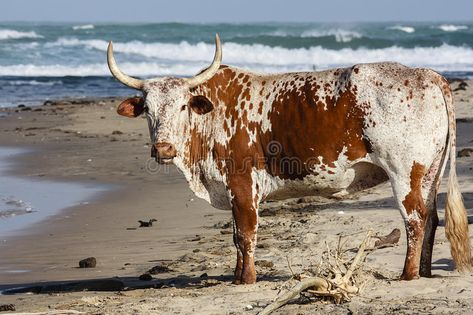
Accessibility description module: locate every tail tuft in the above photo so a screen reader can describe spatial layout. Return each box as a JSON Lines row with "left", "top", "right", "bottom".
{"left": 445, "top": 170, "right": 472, "bottom": 271}
{"left": 442, "top": 75, "right": 472, "bottom": 272}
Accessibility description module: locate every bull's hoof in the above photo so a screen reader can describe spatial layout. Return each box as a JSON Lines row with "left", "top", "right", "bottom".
{"left": 233, "top": 277, "right": 256, "bottom": 285}
{"left": 233, "top": 272, "right": 256, "bottom": 284}
{"left": 400, "top": 271, "right": 420, "bottom": 281}
{"left": 419, "top": 269, "right": 432, "bottom": 278}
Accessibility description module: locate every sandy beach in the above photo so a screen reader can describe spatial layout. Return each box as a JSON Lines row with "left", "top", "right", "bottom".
{"left": 0, "top": 79, "right": 472, "bottom": 314}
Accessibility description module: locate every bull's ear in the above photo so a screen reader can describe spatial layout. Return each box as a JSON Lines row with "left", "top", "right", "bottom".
{"left": 117, "top": 97, "right": 145, "bottom": 118}
{"left": 188, "top": 95, "right": 214, "bottom": 115}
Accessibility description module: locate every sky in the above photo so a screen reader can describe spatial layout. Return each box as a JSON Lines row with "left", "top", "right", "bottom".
{"left": 0, "top": 0, "right": 471, "bottom": 23}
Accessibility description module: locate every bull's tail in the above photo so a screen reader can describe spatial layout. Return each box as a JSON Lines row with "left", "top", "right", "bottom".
{"left": 442, "top": 78, "right": 472, "bottom": 271}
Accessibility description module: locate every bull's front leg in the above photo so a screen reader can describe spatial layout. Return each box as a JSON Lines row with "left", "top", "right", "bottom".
{"left": 228, "top": 175, "right": 259, "bottom": 284}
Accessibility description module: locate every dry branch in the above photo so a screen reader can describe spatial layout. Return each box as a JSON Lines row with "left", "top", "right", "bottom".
{"left": 259, "top": 231, "right": 372, "bottom": 315}
{"left": 373, "top": 228, "right": 400, "bottom": 248}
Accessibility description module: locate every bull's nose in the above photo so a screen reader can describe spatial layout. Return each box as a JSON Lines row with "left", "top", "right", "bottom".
{"left": 154, "top": 142, "right": 177, "bottom": 159}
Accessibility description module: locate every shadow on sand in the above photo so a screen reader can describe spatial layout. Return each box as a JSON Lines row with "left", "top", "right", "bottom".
{"left": 0, "top": 274, "right": 289, "bottom": 295}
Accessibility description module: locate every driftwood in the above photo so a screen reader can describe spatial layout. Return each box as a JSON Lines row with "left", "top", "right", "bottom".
{"left": 374, "top": 228, "right": 400, "bottom": 248}
{"left": 259, "top": 231, "right": 372, "bottom": 315}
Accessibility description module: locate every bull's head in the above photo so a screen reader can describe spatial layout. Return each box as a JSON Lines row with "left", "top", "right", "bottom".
{"left": 107, "top": 35, "right": 221, "bottom": 164}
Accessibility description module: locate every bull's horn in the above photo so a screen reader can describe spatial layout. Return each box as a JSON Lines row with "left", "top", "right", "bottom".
{"left": 107, "top": 41, "right": 144, "bottom": 90}
{"left": 186, "top": 34, "right": 222, "bottom": 88}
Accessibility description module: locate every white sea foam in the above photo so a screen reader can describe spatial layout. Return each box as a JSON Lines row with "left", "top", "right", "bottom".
{"left": 438, "top": 24, "right": 468, "bottom": 32}
{"left": 387, "top": 25, "right": 415, "bottom": 33}
{"left": 0, "top": 29, "right": 43, "bottom": 40}
{"left": 2, "top": 42, "right": 473, "bottom": 76}
{"left": 301, "top": 29, "right": 363, "bottom": 43}
{"left": 7, "top": 80, "right": 63, "bottom": 86}
{"left": 72, "top": 24, "right": 95, "bottom": 30}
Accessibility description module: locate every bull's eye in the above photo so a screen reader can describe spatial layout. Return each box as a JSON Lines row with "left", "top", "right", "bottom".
{"left": 180, "top": 105, "right": 187, "bottom": 111}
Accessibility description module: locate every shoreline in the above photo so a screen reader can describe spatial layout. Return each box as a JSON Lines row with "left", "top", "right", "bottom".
{"left": 0, "top": 146, "right": 109, "bottom": 240}
{"left": 0, "top": 80, "right": 472, "bottom": 313}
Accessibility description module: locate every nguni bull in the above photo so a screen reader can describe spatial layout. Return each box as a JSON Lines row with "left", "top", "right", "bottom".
{"left": 107, "top": 34, "right": 471, "bottom": 284}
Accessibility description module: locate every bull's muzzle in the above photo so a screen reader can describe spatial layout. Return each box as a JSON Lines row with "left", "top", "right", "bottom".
{"left": 152, "top": 142, "right": 177, "bottom": 164}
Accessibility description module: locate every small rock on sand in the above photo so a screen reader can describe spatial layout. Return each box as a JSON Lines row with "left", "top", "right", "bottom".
{"left": 458, "top": 148, "right": 473, "bottom": 158}
{"left": 79, "top": 257, "right": 97, "bottom": 268}
{"left": 0, "top": 304, "right": 15, "bottom": 311}
{"left": 255, "top": 260, "right": 274, "bottom": 268}
{"left": 148, "top": 263, "right": 173, "bottom": 274}
{"left": 139, "top": 273, "right": 153, "bottom": 281}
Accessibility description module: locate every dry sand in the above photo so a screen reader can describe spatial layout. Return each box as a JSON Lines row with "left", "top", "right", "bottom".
{"left": 0, "top": 80, "right": 472, "bottom": 314}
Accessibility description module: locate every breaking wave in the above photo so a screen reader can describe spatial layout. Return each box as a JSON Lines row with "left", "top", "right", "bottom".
{"left": 387, "top": 25, "right": 416, "bottom": 33}
{"left": 2, "top": 41, "right": 473, "bottom": 76}
{"left": 438, "top": 24, "right": 468, "bottom": 32}
{"left": 301, "top": 29, "right": 363, "bottom": 43}
{"left": 0, "top": 29, "right": 43, "bottom": 40}
{"left": 72, "top": 24, "right": 95, "bottom": 30}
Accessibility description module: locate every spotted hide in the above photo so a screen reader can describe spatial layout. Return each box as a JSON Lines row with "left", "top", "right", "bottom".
{"left": 108, "top": 35, "right": 471, "bottom": 284}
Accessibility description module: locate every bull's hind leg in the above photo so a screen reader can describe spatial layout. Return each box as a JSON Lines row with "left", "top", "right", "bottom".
{"left": 419, "top": 182, "right": 439, "bottom": 277}
{"left": 390, "top": 161, "right": 428, "bottom": 280}
{"left": 419, "top": 153, "right": 444, "bottom": 277}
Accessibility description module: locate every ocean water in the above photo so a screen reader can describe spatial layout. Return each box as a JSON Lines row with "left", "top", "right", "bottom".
{"left": 0, "top": 148, "right": 109, "bottom": 239}
{"left": 0, "top": 21, "right": 472, "bottom": 107}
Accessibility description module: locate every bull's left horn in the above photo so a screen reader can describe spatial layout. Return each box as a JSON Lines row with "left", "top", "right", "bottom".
{"left": 186, "top": 34, "right": 222, "bottom": 88}
{"left": 107, "top": 41, "right": 144, "bottom": 90}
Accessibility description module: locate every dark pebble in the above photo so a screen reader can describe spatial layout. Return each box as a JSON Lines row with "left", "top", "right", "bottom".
{"left": 148, "top": 263, "right": 173, "bottom": 274}
{"left": 458, "top": 148, "right": 473, "bottom": 158}
{"left": 79, "top": 257, "right": 97, "bottom": 268}
{"left": 139, "top": 273, "right": 153, "bottom": 281}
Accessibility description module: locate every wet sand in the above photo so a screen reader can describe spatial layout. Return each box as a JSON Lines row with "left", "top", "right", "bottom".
{"left": 0, "top": 80, "right": 472, "bottom": 314}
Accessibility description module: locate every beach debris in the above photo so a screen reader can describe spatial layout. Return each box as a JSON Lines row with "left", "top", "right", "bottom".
{"left": 78, "top": 257, "right": 97, "bottom": 268}
{"left": 139, "top": 273, "right": 153, "bottom": 281}
{"left": 259, "top": 231, "right": 372, "bottom": 315}
{"left": 112, "top": 130, "right": 123, "bottom": 135}
{"left": 0, "top": 304, "right": 15, "bottom": 311}
{"left": 138, "top": 219, "right": 157, "bottom": 227}
{"left": 458, "top": 148, "right": 473, "bottom": 158}
{"left": 255, "top": 260, "right": 274, "bottom": 268}
{"left": 201, "top": 279, "right": 221, "bottom": 287}
{"left": 374, "top": 228, "right": 401, "bottom": 248}
{"left": 188, "top": 235, "right": 202, "bottom": 242}
{"left": 453, "top": 80, "right": 468, "bottom": 92}
{"left": 148, "top": 263, "right": 173, "bottom": 274}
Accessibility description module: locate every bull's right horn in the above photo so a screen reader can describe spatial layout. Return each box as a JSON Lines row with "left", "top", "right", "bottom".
{"left": 107, "top": 41, "right": 144, "bottom": 90}
{"left": 186, "top": 34, "right": 222, "bottom": 88}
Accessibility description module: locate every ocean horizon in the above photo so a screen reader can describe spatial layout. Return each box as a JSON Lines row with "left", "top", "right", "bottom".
{"left": 1, "top": 21, "right": 472, "bottom": 107}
